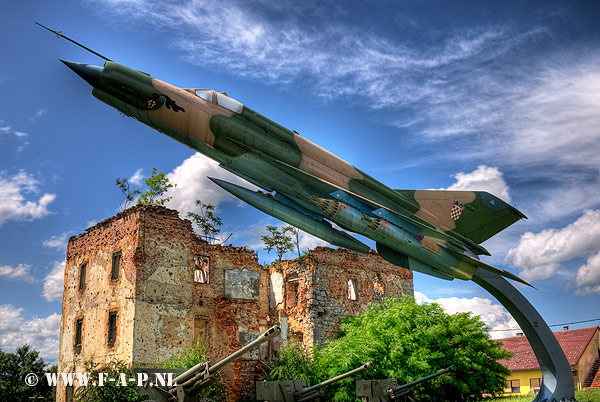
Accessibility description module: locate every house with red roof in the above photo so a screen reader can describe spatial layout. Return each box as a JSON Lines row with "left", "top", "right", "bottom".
{"left": 495, "top": 326, "right": 600, "bottom": 395}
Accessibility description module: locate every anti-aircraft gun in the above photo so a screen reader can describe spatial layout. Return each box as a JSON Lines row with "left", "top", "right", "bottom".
{"left": 136, "top": 325, "right": 281, "bottom": 402}
{"left": 356, "top": 365, "right": 455, "bottom": 402}
{"left": 256, "top": 362, "right": 373, "bottom": 402}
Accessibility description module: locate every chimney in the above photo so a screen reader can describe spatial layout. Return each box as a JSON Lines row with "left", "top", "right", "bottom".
{"left": 563, "top": 326, "right": 569, "bottom": 331}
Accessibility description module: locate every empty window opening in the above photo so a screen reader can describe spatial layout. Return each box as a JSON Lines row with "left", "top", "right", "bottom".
{"left": 74, "top": 318, "right": 83, "bottom": 354}
{"left": 65, "top": 385, "right": 74, "bottom": 402}
{"left": 78, "top": 263, "right": 87, "bottom": 291}
{"left": 194, "top": 318, "right": 207, "bottom": 346}
{"left": 107, "top": 310, "right": 118, "bottom": 347}
{"left": 193, "top": 255, "right": 209, "bottom": 283}
{"left": 347, "top": 278, "right": 357, "bottom": 300}
{"left": 286, "top": 279, "right": 299, "bottom": 308}
{"left": 111, "top": 251, "right": 121, "bottom": 281}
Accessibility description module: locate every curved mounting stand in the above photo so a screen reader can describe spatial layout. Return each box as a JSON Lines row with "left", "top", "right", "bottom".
{"left": 472, "top": 268, "right": 576, "bottom": 402}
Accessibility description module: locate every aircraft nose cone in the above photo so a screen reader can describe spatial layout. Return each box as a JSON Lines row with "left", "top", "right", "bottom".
{"left": 60, "top": 60, "right": 103, "bottom": 88}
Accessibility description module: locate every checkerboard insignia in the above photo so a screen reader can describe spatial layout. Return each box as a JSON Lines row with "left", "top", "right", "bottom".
{"left": 450, "top": 201, "right": 464, "bottom": 221}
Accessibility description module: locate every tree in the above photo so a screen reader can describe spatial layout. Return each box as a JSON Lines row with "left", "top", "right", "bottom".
{"left": 75, "top": 360, "right": 147, "bottom": 402}
{"left": 137, "top": 167, "right": 175, "bottom": 206}
{"left": 268, "top": 297, "right": 512, "bottom": 402}
{"left": 286, "top": 225, "right": 302, "bottom": 259}
{"left": 0, "top": 345, "right": 55, "bottom": 401}
{"left": 115, "top": 177, "right": 140, "bottom": 211}
{"left": 261, "top": 225, "right": 295, "bottom": 261}
{"left": 187, "top": 200, "right": 223, "bottom": 243}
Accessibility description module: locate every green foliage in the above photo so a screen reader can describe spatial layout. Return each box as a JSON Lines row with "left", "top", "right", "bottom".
{"left": 266, "top": 345, "right": 322, "bottom": 385}
{"left": 160, "top": 343, "right": 222, "bottom": 402}
{"left": 115, "top": 177, "right": 140, "bottom": 211}
{"left": 187, "top": 200, "right": 223, "bottom": 243}
{"left": 0, "top": 345, "right": 55, "bottom": 402}
{"left": 74, "top": 360, "right": 147, "bottom": 402}
{"left": 262, "top": 225, "right": 295, "bottom": 261}
{"left": 137, "top": 167, "right": 175, "bottom": 206}
{"left": 313, "top": 297, "right": 512, "bottom": 402}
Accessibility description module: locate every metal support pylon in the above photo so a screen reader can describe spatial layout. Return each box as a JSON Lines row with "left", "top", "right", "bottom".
{"left": 472, "top": 268, "right": 576, "bottom": 402}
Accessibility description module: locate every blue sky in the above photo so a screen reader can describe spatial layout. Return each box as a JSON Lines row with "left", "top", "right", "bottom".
{"left": 1, "top": 0, "right": 600, "bottom": 362}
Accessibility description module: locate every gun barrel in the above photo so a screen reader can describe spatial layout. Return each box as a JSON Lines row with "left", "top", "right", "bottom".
{"left": 297, "top": 362, "right": 373, "bottom": 397}
{"left": 391, "top": 365, "right": 455, "bottom": 395}
{"left": 173, "top": 325, "right": 281, "bottom": 384}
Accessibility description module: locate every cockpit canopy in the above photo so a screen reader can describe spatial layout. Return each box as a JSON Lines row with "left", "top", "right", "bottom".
{"left": 192, "top": 89, "right": 243, "bottom": 114}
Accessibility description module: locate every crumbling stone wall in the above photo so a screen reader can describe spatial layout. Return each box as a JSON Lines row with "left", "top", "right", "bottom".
{"left": 270, "top": 247, "right": 413, "bottom": 352}
{"left": 57, "top": 206, "right": 270, "bottom": 402}
{"left": 58, "top": 206, "right": 414, "bottom": 402}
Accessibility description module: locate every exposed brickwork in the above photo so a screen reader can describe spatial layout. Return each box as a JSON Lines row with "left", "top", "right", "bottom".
{"left": 269, "top": 247, "right": 414, "bottom": 353}
{"left": 57, "top": 206, "right": 414, "bottom": 402}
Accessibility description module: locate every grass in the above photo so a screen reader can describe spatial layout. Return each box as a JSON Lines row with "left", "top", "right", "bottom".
{"left": 485, "top": 389, "right": 600, "bottom": 402}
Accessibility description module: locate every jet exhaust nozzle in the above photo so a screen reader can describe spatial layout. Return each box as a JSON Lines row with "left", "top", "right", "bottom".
{"left": 60, "top": 60, "right": 103, "bottom": 88}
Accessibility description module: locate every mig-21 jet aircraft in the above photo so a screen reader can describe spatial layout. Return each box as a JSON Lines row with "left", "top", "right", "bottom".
{"left": 37, "top": 22, "right": 529, "bottom": 288}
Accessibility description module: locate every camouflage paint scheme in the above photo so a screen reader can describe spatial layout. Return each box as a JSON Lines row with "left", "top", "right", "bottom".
{"left": 62, "top": 60, "right": 529, "bottom": 286}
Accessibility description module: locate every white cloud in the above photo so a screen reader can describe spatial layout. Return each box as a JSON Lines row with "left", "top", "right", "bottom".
{"left": 298, "top": 231, "right": 329, "bottom": 252}
{"left": 0, "top": 305, "right": 61, "bottom": 363}
{"left": 0, "top": 263, "right": 35, "bottom": 283}
{"left": 415, "top": 291, "right": 520, "bottom": 336}
{"left": 506, "top": 209, "right": 600, "bottom": 282}
{"left": 164, "top": 153, "right": 255, "bottom": 216}
{"left": 129, "top": 168, "right": 145, "bottom": 186}
{"left": 442, "top": 165, "right": 511, "bottom": 202}
{"left": 0, "top": 170, "right": 56, "bottom": 227}
{"left": 42, "top": 232, "right": 71, "bottom": 252}
{"left": 42, "top": 261, "right": 65, "bottom": 302}
{"left": 575, "top": 252, "right": 600, "bottom": 295}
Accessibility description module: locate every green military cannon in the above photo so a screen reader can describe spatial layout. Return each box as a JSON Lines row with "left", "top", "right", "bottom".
{"left": 135, "top": 325, "right": 281, "bottom": 402}
{"left": 356, "top": 365, "right": 455, "bottom": 402}
{"left": 257, "top": 362, "right": 373, "bottom": 402}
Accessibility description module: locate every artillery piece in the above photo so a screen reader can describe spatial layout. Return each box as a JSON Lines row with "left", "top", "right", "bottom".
{"left": 257, "top": 362, "right": 373, "bottom": 402}
{"left": 136, "top": 325, "right": 281, "bottom": 402}
{"left": 356, "top": 365, "right": 455, "bottom": 402}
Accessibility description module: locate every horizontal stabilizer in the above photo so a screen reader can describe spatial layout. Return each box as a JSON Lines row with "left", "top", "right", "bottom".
{"left": 438, "top": 243, "right": 533, "bottom": 288}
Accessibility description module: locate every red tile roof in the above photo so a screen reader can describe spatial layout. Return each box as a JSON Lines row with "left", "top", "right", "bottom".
{"left": 495, "top": 327, "right": 599, "bottom": 371}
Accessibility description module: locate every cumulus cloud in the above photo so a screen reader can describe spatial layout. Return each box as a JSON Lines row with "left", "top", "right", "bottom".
{"left": 575, "top": 252, "right": 600, "bottom": 295}
{"left": 506, "top": 209, "right": 600, "bottom": 283}
{"left": 442, "top": 165, "right": 511, "bottom": 202}
{"left": 0, "top": 170, "right": 56, "bottom": 227}
{"left": 42, "top": 261, "right": 65, "bottom": 302}
{"left": 42, "top": 232, "right": 71, "bottom": 252}
{"left": 164, "top": 153, "right": 255, "bottom": 216}
{"left": 415, "top": 291, "right": 520, "bottom": 336}
{"left": 0, "top": 263, "right": 35, "bottom": 283}
{"left": 0, "top": 305, "right": 61, "bottom": 362}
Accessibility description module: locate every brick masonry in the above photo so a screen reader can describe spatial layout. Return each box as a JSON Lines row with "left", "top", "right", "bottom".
{"left": 57, "top": 205, "right": 413, "bottom": 401}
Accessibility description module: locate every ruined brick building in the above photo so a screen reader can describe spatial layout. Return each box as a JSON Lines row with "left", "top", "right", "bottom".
{"left": 56, "top": 205, "right": 413, "bottom": 401}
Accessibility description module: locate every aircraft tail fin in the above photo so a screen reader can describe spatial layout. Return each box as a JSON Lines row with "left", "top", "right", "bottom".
{"left": 395, "top": 190, "right": 526, "bottom": 245}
